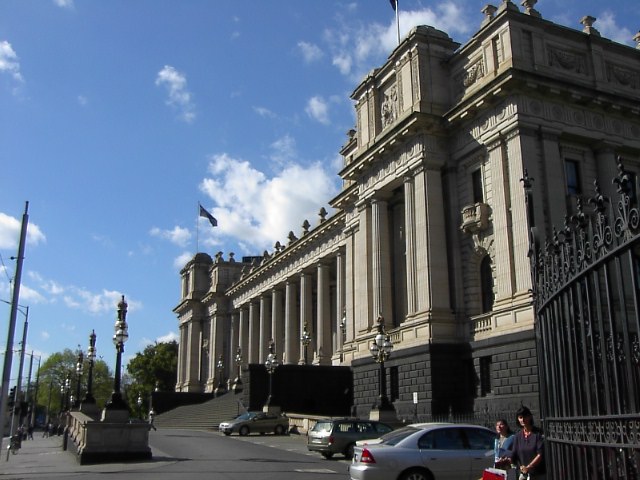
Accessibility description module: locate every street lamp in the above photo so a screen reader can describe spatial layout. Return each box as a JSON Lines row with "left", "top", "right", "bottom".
{"left": 137, "top": 393, "right": 143, "bottom": 419}
{"left": 105, "top": 295, "right": 129, "bottom": 411}
{"left": 73, "top": 350, "right": 84, "bottom": 409}
{"left": 233, "top": 347, "right": 243, "bottom": 393}
{"left": 64, "top": 375, "right": 71, "bottom": 412}
{"left": 264, "top": 339, "right": 279, "bottom": 411}
{"left": 214, "top": 355, "right": 226, "bottom": 397}
{"left": 300, "top": 321, "right": 311, "bottom": 365}
{"left": 83, "top": 330, "right": 96, "bottom": 405}
{"left": 369, "top": 316, "right": 394, "bottom": 415}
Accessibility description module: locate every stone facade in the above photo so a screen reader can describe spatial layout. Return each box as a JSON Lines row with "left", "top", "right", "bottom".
{"left": 174, "top": 4, "right": 640, "bottom": 420}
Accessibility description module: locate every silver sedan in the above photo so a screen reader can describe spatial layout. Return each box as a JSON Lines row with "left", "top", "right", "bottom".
{"left": 349, "top": 423, "right": 496, "bottom": 480}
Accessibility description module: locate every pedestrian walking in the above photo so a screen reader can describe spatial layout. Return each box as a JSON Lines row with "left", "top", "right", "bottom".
{"left": 509, "top": 406, "right": 546, "bottom": 480}
{"left": 148, "top": 408, "right": 157, "bottom": 431}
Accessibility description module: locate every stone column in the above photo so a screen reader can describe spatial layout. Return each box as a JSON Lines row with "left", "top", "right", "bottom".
{"left": 487, "top": 136, "right": 515, "bottom": 302}
{"left": 259, "top": 295, "right": 272, "bottom": 362}
{"left": 404, "top": 173, "right": 417, "bottom": 316}
{"left": 299, "top": 272, "right": 314, "bottom": 364}
{"left": 354, "top": 200, "right": 372, "bottom": 332}
{"left": 315, "top": 261, "right": 331, "bottom": 365}
{"left": 413, "top": 164, "right": 451, "bottom": 317}
{"left": 271, "top": 288, "right": 284, "bottom": 363}
{"left": 594, "top": 145, "right": 618, "bottom": 199}
{"left": 335, "top": 250, "right": 346, "bottom": 355}
{"left": 176, "top": 324, "right": 185, "bottom": 389}
{"left": 248, "top": 301, "right": 260, "bottom": 364}
{"left": 284, "top": 280, "right": 299, "bottom": 365}
{"left": 238, "top": 307, "right": 249, "bottom": 364}
{"left": 371, "top": 198, "right": 393, "bottom": 324}
{"left": 186, "top": 319, "right": 202, "bottom": 390}
{"left": 229, "top": 311, "right": 239, "bottom": 373}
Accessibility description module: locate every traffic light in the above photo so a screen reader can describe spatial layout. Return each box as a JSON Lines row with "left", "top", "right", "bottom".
{"left": 8, "top": 386, "right": 16, "bottom": 407}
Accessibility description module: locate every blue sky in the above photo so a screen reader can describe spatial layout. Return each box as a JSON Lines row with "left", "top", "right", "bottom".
{"left": 1, "top": 0, "right": 638, "bottom": 381}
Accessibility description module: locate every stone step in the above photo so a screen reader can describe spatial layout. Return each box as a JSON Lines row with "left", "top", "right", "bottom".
{"left": 154, "top": 392, "right": 246, "bottom": 430}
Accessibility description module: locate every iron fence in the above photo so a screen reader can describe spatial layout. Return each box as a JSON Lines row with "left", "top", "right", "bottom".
{"left": 533, "top": 157, "right": 640, "bottom": 479}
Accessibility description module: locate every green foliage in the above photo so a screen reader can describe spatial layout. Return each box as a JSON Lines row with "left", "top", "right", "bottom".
{"left": 35, "top": 348, "right": 114, "bottom": 415}
{"left": 125, "top": 341, "right": 178, "bottom": 417}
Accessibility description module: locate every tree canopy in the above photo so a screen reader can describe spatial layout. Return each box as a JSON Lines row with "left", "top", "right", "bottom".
{"left": 35, "top": 348, "right": 114, "bottom": 416}
{"left": 125, "top": 341, "right": 178, "bottom": 416}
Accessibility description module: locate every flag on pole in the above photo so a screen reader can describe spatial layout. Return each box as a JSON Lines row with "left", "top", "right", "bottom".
{"left": 199, "top": 204, "right": 217, "bottom": 227}
{"left": 389, "top": 0, "right": 397, "bottom": 11}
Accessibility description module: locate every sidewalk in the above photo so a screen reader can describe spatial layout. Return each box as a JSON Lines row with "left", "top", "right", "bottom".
{"left": 0, "top": 434, "right": 168, "bottom": 478}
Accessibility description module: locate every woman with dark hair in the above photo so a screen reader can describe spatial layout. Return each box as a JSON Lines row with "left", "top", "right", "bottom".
{"left": 509, "top": 406, "right": 546, "bottom": 479}
{"left": 494, "top": 418, "right": 514, "bottom": 470}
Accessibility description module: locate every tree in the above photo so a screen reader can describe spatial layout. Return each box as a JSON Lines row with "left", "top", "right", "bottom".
{"left": 36, "top": 348, "right": 114, "bottom": 418}
{"left": 126, "top": 341, "right": 178, "bottom": 416}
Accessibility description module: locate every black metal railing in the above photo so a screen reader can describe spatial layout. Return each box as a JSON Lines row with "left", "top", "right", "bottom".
{"left": 533, "top": 157, "right": 640, "bottom": 479}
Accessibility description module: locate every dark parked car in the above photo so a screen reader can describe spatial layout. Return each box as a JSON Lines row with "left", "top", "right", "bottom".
{"left": 219, "top": 411, "right": 289, "bottom": 436}
{"left": 307, "top": 419, "right": 394, "bottom": 459}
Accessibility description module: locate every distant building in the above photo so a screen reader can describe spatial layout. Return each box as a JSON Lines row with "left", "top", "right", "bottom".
{"left": 174, "top": 2, "right": 640, "bottom": 421}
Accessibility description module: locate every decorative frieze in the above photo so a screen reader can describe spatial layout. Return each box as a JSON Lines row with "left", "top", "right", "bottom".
{"left": 606, "top": 63, "right": 639, "bottom": 90}
{"left": 381, "top": 84, "right": 398, "bottom": 129}
{"left": 547, "top": 46, "right": 587, "bottom": 75}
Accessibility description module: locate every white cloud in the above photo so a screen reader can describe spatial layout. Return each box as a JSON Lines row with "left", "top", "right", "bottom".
{"left": 173, "top": 251, "right": 193, "bottom": 270}
{"left": 150, "top": 226, "right": 192, "bottom": 247}
{"left": 0, "top": 212, "right": 46, "bottom": 250}
{"left": 0, "top": 41, "right": 24, "bottom": 91}
{"left": 306, "top": 96, "right": 330, "bottom": 125}
{"left": 157, "top": 331, "right": 178, "bottom": 343}
{"left": 298, "top": 41, "right": 324, "bottom": 63}
{"left": 322, "top": 2, "right": 471, "bottom": 81}
{"left": 253, "top": 106, "right": 276, "bottom": 118}
{"left": 199, "top": 152, "right": 339, "bottom": 254}
{"left": 595, "top": 11, "right": 635, "bottom": 46}
{"left": 53, "top": 0, "right": 74, "bottom": 8}
{"left": 270, "top": 134, "right": 296, "bottom": 165}
{"left": 155, "top": 65, "right": 196, "bottom": 123}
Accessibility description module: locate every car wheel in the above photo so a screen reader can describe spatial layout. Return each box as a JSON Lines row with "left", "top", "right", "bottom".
{"left": 274, "top": 424, "right": 285, "bottom": 435}
{"left": 399, "top": 468, "right": 433, "bottom": 480}
{"left": 239, "top": 426, "right": 250, "bottom": 436}
{"left": 344, "top": 443, "right": 355, "bottom": 460}
{"left": 223, "top": 431, "right": 231, "bottom": 436}
{"left": 321, "top": 452, "right": 334, "bottom": 459}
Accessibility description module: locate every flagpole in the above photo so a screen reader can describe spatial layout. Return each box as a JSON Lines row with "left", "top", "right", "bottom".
{"left": 395, "top": 0, "right": 400, "bottom": 45}
{"left": 196, "top": 203, "right": 200, "bottom": 253}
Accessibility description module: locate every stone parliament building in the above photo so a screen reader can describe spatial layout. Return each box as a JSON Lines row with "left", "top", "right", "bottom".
{"left": 173, "top": 2, "right": 640, "bottom": 421}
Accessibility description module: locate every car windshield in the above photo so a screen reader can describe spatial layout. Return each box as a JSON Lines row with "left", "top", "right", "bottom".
{"left": 235, "top": 413, "right": 254, "bottom": 421}
{"left": 312, "top": 421, "right": 333, "bottom": 433}
{"left": 378, "top": 426, "right": 420, "bottom": 446}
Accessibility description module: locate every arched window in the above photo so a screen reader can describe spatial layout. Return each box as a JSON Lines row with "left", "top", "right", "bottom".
{"left": 480, "top": 256, "right": 494, "bottom": 313}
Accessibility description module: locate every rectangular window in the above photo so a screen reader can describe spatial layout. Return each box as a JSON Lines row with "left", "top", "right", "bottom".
{"left": 479, "top": 356, "right": 492, "bottom": 397}
{"left": 472, "top": 169, "right": 484, "bottom": 203}
{"left": 565, "top": 159, "right": 581, "bottom": 195}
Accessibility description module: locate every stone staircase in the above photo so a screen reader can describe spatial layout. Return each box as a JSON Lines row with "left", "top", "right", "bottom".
{"left": 154, "top": 392, "right": 247, "bottom": 430}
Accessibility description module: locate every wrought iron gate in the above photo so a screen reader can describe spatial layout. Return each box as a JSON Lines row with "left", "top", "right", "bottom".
{"left": 533, "top": 157, "right": 640, "bottom": 479}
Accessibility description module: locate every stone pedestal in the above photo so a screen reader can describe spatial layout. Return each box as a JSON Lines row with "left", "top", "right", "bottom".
{"left": 67, "top": 411, "right": 152, "bottom": 465}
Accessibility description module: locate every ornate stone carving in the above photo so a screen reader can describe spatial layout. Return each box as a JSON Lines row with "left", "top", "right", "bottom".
{"left": 380, "top": 84, "right": 398, "bottom": 129}
{"left": 548, "top": 47, "right": 587, "bottom": 74}
{"left": 606, "top": 63, "right": 639, "bottom": 89}
{"left": 463, "top": 59, "right": 485, "bottom": 88}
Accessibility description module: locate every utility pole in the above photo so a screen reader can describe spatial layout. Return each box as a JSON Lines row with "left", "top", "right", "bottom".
{"left": 0, "top": 201, "right": 29, "bottom": 455}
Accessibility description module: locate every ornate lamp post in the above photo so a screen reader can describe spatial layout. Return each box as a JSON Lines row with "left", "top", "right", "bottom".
{"left": 369, "top": 316, "right": 395, "bottom": 419}
{"left": 300, "top": 321, "right": 311, "bottom": 365}
{"left": 105, "top": 295, "right": 129, "bottom": 411}
{"left": 73, "top": 350, "right": 84, "bottom": 409}
{"left": 214, "top": 355, "right": 226, "bottom": 397}
{"left": 233, "top": 347, "right": 243, "bottom": 392}
{"left": 264, "top": 339, "right": 279, "bottom": 412}
{"left": 64, "top": 374, "right": 71, "bottom": 412}
{"left": 83, "top": 330, "right": 96, "bottom": 405}
{"left": 137, "top": 393, "right": 143, "bottom": 419}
